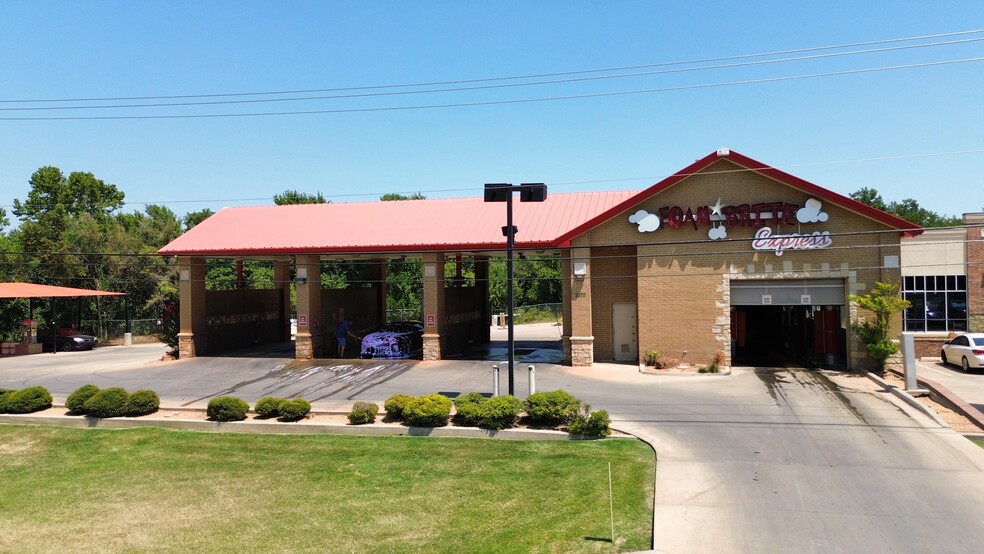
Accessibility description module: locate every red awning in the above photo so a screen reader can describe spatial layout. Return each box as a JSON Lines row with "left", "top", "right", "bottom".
{"left": 0, "top": 283, "right": 125, "bottom": 299}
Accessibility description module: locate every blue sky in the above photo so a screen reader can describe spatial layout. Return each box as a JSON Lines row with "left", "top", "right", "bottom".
{"left": 1, "top": 1, "right": 982, "bottom": 221}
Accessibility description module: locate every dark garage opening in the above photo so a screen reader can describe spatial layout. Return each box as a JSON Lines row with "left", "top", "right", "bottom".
{"left": 732, "top": 305, "right": 845, "bottom": 368}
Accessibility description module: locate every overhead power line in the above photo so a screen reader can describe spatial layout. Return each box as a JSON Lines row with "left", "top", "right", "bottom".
{"left": 4, "top": 36, "right": 983, "bottom": 112}
{"left": 3, "top": 57, "right": 981, "bottom": 121}
{"left": 3, "top": 28, "right": 982, "bottom": 104}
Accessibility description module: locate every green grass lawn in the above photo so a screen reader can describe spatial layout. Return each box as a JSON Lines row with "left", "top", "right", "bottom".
{"left": 0, "top": 424, "right": 654, "bottom": 553}
{"left": 971, "top": 436, "right": 984, "bottom": 449}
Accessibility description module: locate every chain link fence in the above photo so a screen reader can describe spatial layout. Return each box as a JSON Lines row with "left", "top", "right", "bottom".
{"left": 79, "top": 319, "right": 163, "bottom": 341}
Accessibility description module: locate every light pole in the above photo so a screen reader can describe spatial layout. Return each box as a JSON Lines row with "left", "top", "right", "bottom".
{"left": 484, "top": 182, "right": 547, "bottom": 396}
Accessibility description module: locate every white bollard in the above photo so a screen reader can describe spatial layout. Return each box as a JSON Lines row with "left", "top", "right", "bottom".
{"left": 123, "top": 332, "right": 133, "bottom": 347}
{"left": 528, "top": 365, "right": 536, "bottom": 396}
{"left": 901, "top": 332, "right": 917, "bottom": 391}
{"left": 492, "top": 364, "right": 500, "bottom": 397}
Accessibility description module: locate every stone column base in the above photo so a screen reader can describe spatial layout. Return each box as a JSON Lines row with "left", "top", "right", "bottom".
{"left": 563, "top": 336, "right": 594, "bottom": 366}
{"left": 423, "top": 335, "right": 442, "bottom": 361}
{"left": 295, "top": 333, "right": 319, "bottom": 360}
{"left": 178, "top": 333, "right": 197, "bottom": 359}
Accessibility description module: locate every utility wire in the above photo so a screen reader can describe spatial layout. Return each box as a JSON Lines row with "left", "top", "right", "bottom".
{"left": 3, "top": 57, "right": 982, "bottom": 121}
{"left": 5, "top": 37, "right": 983, "bottom": 112}
{"left": 3, "top": 28, "right": 981, "bottom": 103}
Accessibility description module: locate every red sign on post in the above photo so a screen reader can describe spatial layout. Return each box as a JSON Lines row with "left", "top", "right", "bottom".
{"left": 426, "top": 314, "right": 436, "bottom": 327}
{"left": 298, "top": 315, "right": 307, "bottom": 326}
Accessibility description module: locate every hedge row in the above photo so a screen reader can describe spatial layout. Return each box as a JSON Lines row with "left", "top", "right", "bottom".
{"left": 0, "top": 386, "right": 53, "bottom": 414}
{"left": 206, "top": 396, "right": 312, "bottom": 422}
{"left": 378, "top": 390, "right": 611, "bottom": 436}
{"left": 65, "top": 384, "right": 160, "bottom": 418}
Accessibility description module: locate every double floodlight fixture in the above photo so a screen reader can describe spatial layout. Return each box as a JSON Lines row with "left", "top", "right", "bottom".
{"left": 482, "top": 182, "right": 547, "bottom": 396}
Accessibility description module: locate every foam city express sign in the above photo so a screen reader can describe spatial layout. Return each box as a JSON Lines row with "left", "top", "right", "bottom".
{"left": 628, "top": 197, "right": 832, "bottom": 256}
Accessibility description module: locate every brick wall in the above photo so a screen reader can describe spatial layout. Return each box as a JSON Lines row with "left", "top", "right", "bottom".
{"left": 967, "top": 214, "right": 984, "bottom": 332}
{"left": 589, "top": 245, "right": 637, "bottom": 362}
{"left": 575, "top": 157, "right": 905, "bottom": 370}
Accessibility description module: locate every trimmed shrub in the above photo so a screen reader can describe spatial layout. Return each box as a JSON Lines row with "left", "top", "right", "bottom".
{"left": 207, "top": 396, "right": 249, "bottom": 422}
{"left": 279, "top": 398, "right": 311, "bottom": 422}
{"left": 5, "top": 386, "right": 53, "bottom": 414}
{"left": 384, "top": 393, "right": 415, "bottom": 421}
{"left": 347, "top": 401, "right": 379, "bottom": 425}
{"left": 255, "top": 396, "right": 285, "bottom": 419}
{"left": 477, "top": 395, "right": 523, "bottom": 430}
{"left": 645, "top": 349, "right": 661, "bottom": 366}
{"left": 569, "top": 405, "right": 611, "bottom": 438}
{"left": 453, "top": 392, "right": 488, "bottom": 426}
{"left": 83, "top": 387, "right": 130, "bottom": 418}
{"left": 524, "top": 390, "right": 580, "bottom": 426}
{"left": 403, "top": 393, "right": 452, "bottom": 427}
{"left": 125, "top": 389, "right": 160, "bottom": 416}
{"left": 0, "top": 389, "right": 15, "bottom": 413}
{"left": 66, "top": 384, "right": 100, "bottom": 413}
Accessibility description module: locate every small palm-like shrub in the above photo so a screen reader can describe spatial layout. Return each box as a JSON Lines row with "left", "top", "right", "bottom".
{"left": 524, "top": 390, "right": 580, "bottom": 427}
{"left": 569, "top": 404, "right": 611, "bottom": 438}
{"left": 5, "top": 386, "right": 53, "bottom": 414}
{"left": 403, "top": 394, "right": 452, "bottom": 427}
{"left": 477, "top": 395, "right": 523, "bottom": 430}
{"left": 384, "top": 393, "right": 415, "bottom": 421}
{"left": 347, "top": 401, "right": 379, "bottom": 425}
{"left": 453, "top": 392, "right": 488, "bottom": 426}
{"left": 66, "top": 384, "right": 100, "bottom": 413}
{"left": 83, "top": 387, "right": 130, "bottom": 418}
{"left": 125, "top": 389, "right": 160, "bottom": 416}
{"left": 255, "top": 397, "right": 285, "bottom": 419}
{"left": 207, "top": 396, "right": 249, "bottom": 422}
{"left": 279, "top": 398, "right": 311, "bottom": 422}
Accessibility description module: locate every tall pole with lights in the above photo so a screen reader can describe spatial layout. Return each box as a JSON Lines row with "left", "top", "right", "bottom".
{"left": 483, "top": 182, "right": 547, "bottom": 395}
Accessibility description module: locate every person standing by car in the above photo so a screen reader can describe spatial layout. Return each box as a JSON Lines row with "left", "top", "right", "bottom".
{"left": 335, "top": 318, "right": 359, "bottom": 358}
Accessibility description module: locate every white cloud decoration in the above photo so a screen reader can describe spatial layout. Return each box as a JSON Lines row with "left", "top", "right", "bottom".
{"left": 629, "top": 210, "right": 660, "bottom": 232}
{"left": 708, "top": 226, "right": 727, "bottom": 240}
{"left": 796, "top": 198, "right": 829, "bottom": 223}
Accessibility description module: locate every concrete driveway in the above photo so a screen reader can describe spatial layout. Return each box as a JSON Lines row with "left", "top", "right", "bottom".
{"left": 3, "top": 344, "right": 984, "bottom": 552}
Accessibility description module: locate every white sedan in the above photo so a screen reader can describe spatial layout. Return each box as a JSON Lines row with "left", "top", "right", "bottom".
{"left": 940, "top": 333, "right": 984, "bottom": 372}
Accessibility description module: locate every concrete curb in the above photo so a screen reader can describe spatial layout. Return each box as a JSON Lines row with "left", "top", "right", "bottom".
{"left": 864, "top": 372, "right": 949, "bottom": 428}
{"left": 885, "top": 369, "right": 984, "bottom": 432}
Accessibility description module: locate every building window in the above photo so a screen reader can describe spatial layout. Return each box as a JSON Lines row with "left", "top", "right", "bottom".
{"left": 903, "top": 275, "right": 967, "bottom": 332}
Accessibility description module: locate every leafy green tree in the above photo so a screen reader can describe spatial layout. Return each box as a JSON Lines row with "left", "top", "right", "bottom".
{"left": 274, "top": 190, "right": 327, "bottom": 205}
{"left": 379, "top": 192, "right": 425, "bottom": 201}
{"left": 849, "top": 282, "right": 910, "bottom": 373}
{"left": 183, "top": 209, "right": 214, "bottom": 230}
{"left": 850, "top": 188, "right": 960, "bottom": 228}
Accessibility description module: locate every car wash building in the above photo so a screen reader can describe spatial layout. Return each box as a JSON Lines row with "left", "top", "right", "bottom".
{"left": 159, "top": 149, "right": 922, "bottom": 370}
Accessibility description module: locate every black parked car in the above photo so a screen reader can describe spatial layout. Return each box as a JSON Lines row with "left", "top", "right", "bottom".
{"left": 37, "top": 328, "right": 98, "bottom": 352}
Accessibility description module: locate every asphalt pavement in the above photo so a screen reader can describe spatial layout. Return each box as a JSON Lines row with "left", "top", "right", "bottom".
{"left": 3, "top": 335, "right": 984, "bottom": 552}
{"left": 915, "top": 358, "right": 984, "bottom": 414}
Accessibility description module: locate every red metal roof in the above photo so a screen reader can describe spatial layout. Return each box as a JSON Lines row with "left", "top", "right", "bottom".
{"left": 0, "top": 283, "right": 125, "bottom": 298}
{"left": 555, "top": 149, "right": 923, "bottom": 243}
{"left": 159, "top": 149, "right": 922, "bottom": 257}
{"left": 158, "top": 190, "right": 640, "bottom": 256}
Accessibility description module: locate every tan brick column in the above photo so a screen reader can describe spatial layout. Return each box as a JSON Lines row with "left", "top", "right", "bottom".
{"left": 294, "top": 255, "right": 322, "bottom": 359}
{"left": 562, "top": 246, "right": 593, "bottom": 366}
{"left": 967, "top": 213, "right": 984, "bottom": 332}
{"left": 421, "top": 252, "right": 446, "bottom": 360}
{"left": 274, "top": 260, "right": 291, "bottom": 342}
{"left": 178, "top": 256, "right": 207, "bottom": 358}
